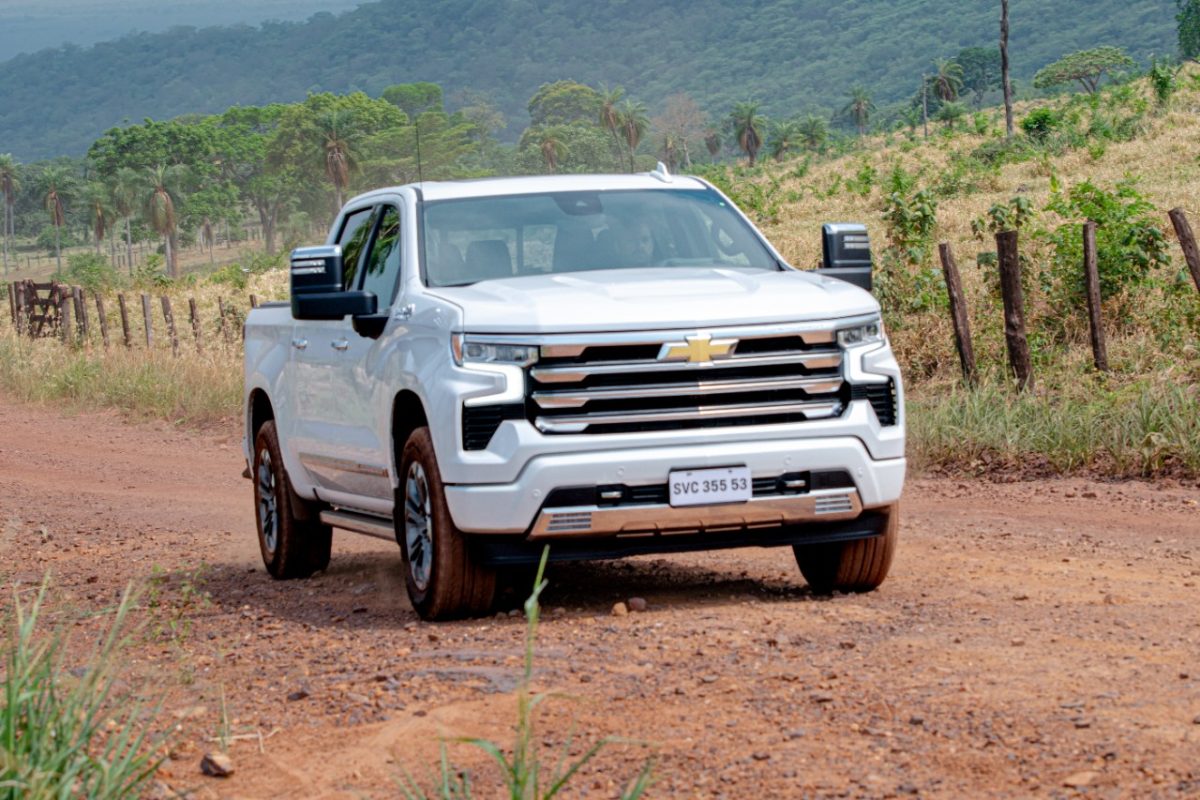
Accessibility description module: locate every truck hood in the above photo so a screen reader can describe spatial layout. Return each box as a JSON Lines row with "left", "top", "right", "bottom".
{"left": 426, "top": 267, "right": 878, "bottom": 334}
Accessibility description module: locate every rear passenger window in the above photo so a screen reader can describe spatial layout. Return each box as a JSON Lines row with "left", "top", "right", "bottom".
{"left": 337, "top": 207, "right": 376, "bottom": 291}
{"left": 361, "top": 206, "right": 402, "bottom": 305}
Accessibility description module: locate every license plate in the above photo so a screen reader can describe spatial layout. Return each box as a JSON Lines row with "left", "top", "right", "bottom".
{"left": 668, "top": 466, "right": 752, "bottom": 507}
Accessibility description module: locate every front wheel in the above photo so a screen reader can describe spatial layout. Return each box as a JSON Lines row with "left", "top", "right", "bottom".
{"left": 794, "top": 504, "right": 898, "bottom": 594}
{"left": 252, "top": 421, "right": 332, "bottom": 579}
{"left": 398, "top": 427, "right": 496, "bottom": 620}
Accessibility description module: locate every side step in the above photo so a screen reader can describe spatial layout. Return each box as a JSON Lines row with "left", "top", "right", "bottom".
{"left": 319, "top": 509, "right": 396, "bottom": 542}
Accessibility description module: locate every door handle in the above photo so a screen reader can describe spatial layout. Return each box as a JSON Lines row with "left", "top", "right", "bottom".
{"left": 291, "top": 337, "right": 308, "bottom": 351}
{"left": 331, "top": 339, "right": 350, "bottom": 351}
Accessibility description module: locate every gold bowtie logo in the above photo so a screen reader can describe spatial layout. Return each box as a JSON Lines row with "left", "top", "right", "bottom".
{"left": 659, "top": 334, "right": 736, "bottom": 364}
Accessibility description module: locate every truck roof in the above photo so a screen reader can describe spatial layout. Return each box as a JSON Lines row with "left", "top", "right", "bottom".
{"left": 346, "top": 171, "right": 711, "bottom": 205}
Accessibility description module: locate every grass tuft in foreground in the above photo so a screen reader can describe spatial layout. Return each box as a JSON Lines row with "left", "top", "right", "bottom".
{"left": 1, "top": 581, "right": 167, "bottom": 799}
{"left": 399, "top": 547, "right": 655, "bottom": 800}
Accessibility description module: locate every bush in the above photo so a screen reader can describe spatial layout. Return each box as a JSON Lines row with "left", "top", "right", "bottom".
{"left": 1020, "top": 107, "right": 1061, "bottom": 142}
{"left": 1042, "top": 178, "right": 1170, "bottom": 314}
{"left": 66, "top": 252, "right": 121, "bottom": 291}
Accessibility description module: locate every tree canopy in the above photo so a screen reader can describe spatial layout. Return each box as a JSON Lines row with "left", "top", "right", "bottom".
{"left": 1033, "top": 46, "right": 1136, "bottom": 94}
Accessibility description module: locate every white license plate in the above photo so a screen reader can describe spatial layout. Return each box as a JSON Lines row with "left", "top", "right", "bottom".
{"left": 668, "top": 466, "right": 752, "bottom": 507}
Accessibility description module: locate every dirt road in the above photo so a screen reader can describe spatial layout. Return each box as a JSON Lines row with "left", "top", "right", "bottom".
{"left": 2, "top": 397, "right": 1199, "bottom": 799}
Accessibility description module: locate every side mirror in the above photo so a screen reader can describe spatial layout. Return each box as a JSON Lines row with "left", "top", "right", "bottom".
{"left": 290, "top": 245, "right": 378, "bottom": 320}
{"left": 819, "top": 223, "right": 873, "bottom": 291}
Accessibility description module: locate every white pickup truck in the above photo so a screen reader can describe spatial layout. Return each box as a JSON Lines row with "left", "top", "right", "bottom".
{"left": 243, "top": 168, "right": 905, "bottom": 619}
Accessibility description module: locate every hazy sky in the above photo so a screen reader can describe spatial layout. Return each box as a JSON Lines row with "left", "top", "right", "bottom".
{"left": 0, "top": 0, "right": 365, "bottom": 59}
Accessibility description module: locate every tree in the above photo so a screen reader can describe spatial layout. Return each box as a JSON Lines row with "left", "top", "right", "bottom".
{"left": 727, "top": 102, "right": 764, "bottom": 165}
{"left": 145, "top": 164, "right": 188, "bottom": 278}
{"left": 380, "top": 82, "right": 442, "bottom": 118}
{"left": 41, "top": 165, "right": 74, "bottom": 275}
{"left": 704, "top": 131, "right": 721, "bottom": 158}
{"left": 617, "top": 100, "right": 649, "bottom": 172}
{"left": 768, "top": 119, "right": 802, "bottom": 161}
{"left": 841, "top": 87, "right": 875, "bottom": 136}
{"left": 955, "top": 46, "right": 1003, "bottom": 107}
{"left": 527, "top": 81, "right": 602, "bottom": 127}
{"left": 110, "top": 167, "right": 142, "bottom": 273}
{"left": 1033, "top": 46, "right": 1136, "bottom": 94}
{"left": 0, "top": 154, "right": 17, "bottom": 276}
{"left": 1001, "top": 0, "right": 1014, "bottom": 137}
{"left": 797, "top": 115, "right": 829, "bottom": 152}
{"left": 83, "top": 182, "right": 113, "bottom": 255}
{"left": 650, "top": 92, "right": 706, "bottom": 170}
{"left": 539, "top": 134, "right": 566, "bottom": 173}
{"left": 931, "top": 58, "right": 965, "bottom": 103}
{"left": 317, "top": 109, "right": 356, "bottom": 214}
{"left": 597, "top": 84, "right": 625, "bottom": 157}
{"left": 1180, "top": 0, "right": 1200, "bottom": 60}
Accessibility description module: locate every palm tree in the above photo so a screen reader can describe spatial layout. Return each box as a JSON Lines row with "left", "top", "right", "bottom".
{"left": 728, "top": 102, "right": 764, "bottom": 166}
{"left": 797, "top": 115, "right": 829, "bottom": 152}
{"left": 0, "top": 154, "right": 18, "bottom": 276}
{"left": 704, "top": 131, "right": 721, "bottom": 158}
{"left": 41, "top": 165, "right": 74, "bottom": 276}
{"left": 768, "top": 119, "right": 803, "bottom": 162}
{"left": 84, "top": 182, "right": 113, "bottom": 256}
{"left": 145, "top": 164, "right": 188, "bottom": 279}
{"left": 618, "top": 100, "right": 649, "bottom": 173}
{"left": 598, "top": 85, "right": 625, "bottom": 167}
{"left": 842, "top": 87, "right": 875, "bottom": 136}
{"left": 111, "top": 168, "right": 141, "bottom": 274}
{"left": 316, "top": 110, "right": 357, "bottom": 215}
{"left": 659, "top": 133, "right": 680, "bottom": 172}
{"left": 931, "top": 58, "right": 965, "bottom": 103}
{"left": 539, "top": 134, "right": 567, "bottom": 173}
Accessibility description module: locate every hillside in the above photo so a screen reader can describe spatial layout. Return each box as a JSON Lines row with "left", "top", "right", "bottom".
{"left": 0, "top": 0, "right": 1177, "bottom": 160}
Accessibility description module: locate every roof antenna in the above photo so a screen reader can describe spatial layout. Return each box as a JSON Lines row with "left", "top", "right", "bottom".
{"left": 415, "top": 118, "right": 424, "bottom": 185}
{"left": 650, "top": 161, "right": 673, "bottom": 183}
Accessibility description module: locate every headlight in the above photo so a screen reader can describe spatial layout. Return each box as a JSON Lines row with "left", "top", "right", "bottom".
{"left": 837, "top": 318, "right": 884, "bottom": 348}
{"left": 452, "top": 334, "right": 539, "bottom": 366}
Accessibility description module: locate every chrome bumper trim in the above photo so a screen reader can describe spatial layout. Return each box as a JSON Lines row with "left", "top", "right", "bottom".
{"left": 528, "top": 488, "right": 863, "bottom": 540}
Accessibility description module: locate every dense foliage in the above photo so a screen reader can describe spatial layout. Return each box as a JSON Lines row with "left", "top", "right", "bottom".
{"left": 0, "top": 0, "right": 1178, "bottom": 160}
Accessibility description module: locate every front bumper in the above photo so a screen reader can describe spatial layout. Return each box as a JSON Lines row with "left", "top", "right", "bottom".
{"left": 443, "top": 434, "right": 905, "bottom": 535}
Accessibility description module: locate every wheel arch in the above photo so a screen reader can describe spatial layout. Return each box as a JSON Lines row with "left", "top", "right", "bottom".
{"left": 391, "top": 390, "right": 430, "bottom": 481}
{"left": 248, "top": 388, "right": 275, "bottom": 441}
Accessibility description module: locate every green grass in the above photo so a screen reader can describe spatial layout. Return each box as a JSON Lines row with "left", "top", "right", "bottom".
{"left": 1, "top": 582, "right": 167, "bottom": 799}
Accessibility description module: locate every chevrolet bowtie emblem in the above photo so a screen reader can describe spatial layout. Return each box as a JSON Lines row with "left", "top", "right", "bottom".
{"left": 659, "top": 334, "right": 737, "bottom": 364}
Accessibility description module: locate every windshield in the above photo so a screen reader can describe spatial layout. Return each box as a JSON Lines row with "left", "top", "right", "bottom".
{"left": 421, "top": 188, "right": 780, "bottom": 287}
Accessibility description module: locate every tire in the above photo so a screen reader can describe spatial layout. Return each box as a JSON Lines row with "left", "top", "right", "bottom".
{"left": 398, "top": 426, "right": 496, "bottom": 620}
{"left": 252, "top": 421, "right": 332, "bottom": 579}
{"left": 794, "top": 503, "right": 898, "bottom": 594}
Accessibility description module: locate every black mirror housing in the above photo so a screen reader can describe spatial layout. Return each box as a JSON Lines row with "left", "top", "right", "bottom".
{"left": 290, "top": 245, "right": 377, "bottom": 320}
{"left": 819, "top": 223, "right": 873, "bottom": 291}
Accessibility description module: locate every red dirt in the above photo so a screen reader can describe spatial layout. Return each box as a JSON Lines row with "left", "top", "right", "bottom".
{"left": 2, "top": 396, "right": 1199, "bottom": 798}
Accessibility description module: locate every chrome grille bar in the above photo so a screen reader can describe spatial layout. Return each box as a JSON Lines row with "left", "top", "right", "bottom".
{"left": 534, "top": 399, "right": 843, "bottom": 433}
{"left": 531, "top": 351, "right": 843, "bottom": 384}
{"left": 532, "top": 375, "right": 844, "bottom": 409}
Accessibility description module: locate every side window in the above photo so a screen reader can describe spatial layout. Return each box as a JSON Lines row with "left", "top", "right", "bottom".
{"left": 361, "top": 206, "right": 402, "bottom": 305}
{"left": 337, "top": 207, "right": 376, "bottom": 291}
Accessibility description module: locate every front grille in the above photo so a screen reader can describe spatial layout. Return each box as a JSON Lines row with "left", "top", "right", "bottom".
{"left": 528, "top": 327, "right": 846, "bottom": 435}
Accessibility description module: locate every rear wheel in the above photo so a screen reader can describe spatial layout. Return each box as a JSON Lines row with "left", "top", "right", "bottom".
{"left": 253, "top": 421, "right": 332, "bottom": 579}
{"left": 398, "top": 427, "right": 496, "bottom": 620}
{"left": 794, "top": 504, "right": 898, "bottom": 594}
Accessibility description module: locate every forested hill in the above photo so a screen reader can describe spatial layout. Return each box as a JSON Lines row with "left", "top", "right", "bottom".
{"left": 0, "top": 0, "right": 1177, "bottom": 160}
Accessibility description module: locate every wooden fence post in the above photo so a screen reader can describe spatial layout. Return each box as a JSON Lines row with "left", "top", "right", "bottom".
{"left": 15, "top": 283, "right": 27, "bottom": 336}
{"left": 188, "top": 297, "right": 203, "bottom": 352}
{"left": 73, "top": 286, "right": 89, "bottom": 342}
{"left": 6, "top": 282, "right": 15, "bottom": 329}
{"left": 938, "top": 243, "right": 976, "bottom": 386}
{"left": 141, "top": 293, "right": 153, "bottom": 349}
{"left": 117, "top": 293, "right": 132, "bottom": 348}
{"left": 94, "top": 291, "right": 110, "bottom": 349}
{"left": 59, "top": 292, "right": 72, "bottom": 345}
{"left": 249, "top": 294, "right": 259, "bottom": 309}
{"left": 161, "top": 296, "right": 179, "bottom": 356}
{"left": 1082, "top": 221, "right": 1109, "bottom": 372}
{"left": 995, "top": 230, "right": 1033, "bottom": 391}
{"left": 1168, "top": 208, "right": 1200, "bottom": 293}
{"left": 217, "top": 297, "right": 232, "bottom": 346}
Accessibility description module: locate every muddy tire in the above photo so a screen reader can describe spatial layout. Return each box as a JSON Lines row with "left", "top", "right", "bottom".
{"left": 398, "top": 426, "right": 496, "bottom": 620}
{"left": 252, "top": 421, "right": 332, "bottom": 579}
{"left": 794, "top": 504, "right": 898, "bottom": 594}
